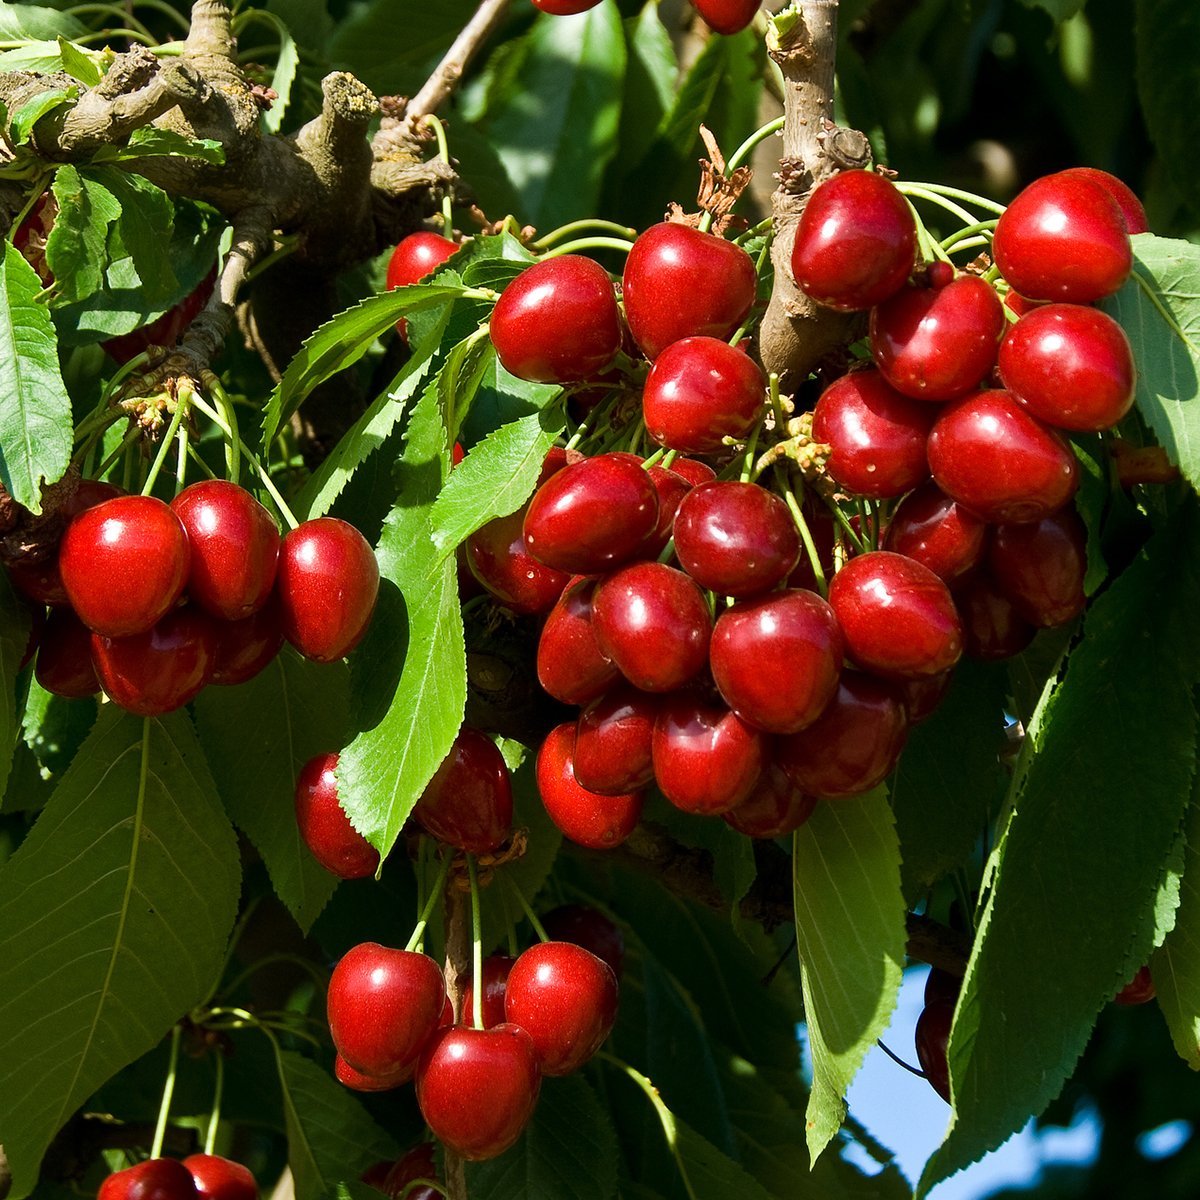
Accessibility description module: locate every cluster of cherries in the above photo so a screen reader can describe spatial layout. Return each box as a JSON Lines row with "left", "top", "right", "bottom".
{"left": 532, "top": 0, "right": 760, "bottom": 36}
{"left": 10, "top": 479, "right": 379, "bottom": 716}
{"left": 97, "top": 1152, "right": 257, "bottom": 1199}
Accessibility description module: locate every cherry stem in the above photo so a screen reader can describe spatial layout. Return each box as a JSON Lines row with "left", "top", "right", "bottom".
{"left": 505, "top": 876, "right": 549, "bottom": 943}
{"left": 468, "top": 855, "right": 484, "bottom": 1031}
{"left": 140, "top": 383, "right": 192, "bottom": 497}
{"left": 939, "top": 218, "right": 997, "bottom": 253}
{"left": 640, "top": 446, "right": 667, "bottom": 470}
{"left": 204, "top": 374, "right": 242, "bottom": 484}
{"left": 406, "top": 849, "right": 455, "bottom": 954}
{"left": 532, "top": 218, "right": 637, "bottom": 250}
{"left": 776, "top": 466, "right": 827, "bottom": 599}
{"left": 732, "top": 216, "right": 773, "bottom": 246}
{"left": 539, "top": 236, "right": 633, "bottom": 261}
{"left": 903, "top": 180, "right": 1006, "bottom": 216}
{"left": 895, "top": 182, "right": 978, "bottom": 230}
{"left": 186, "top": 443, "right": 219, "bottom": 479}
{"left": 726, "top": 115, "right": 785, "bottom": 173}
{"left": 150, "top": 1023, "right": 183, "bottom": 1160}
{"left": 903, "top": 198, "right": 952, "bottom": 267}
{"left": 696, "top": 211, "right": 714, "bottom": 235}
{"left": 422, "top": 114, "right": 455, "bottom": 233}
{"left": 767, "top": 372, "right": 790, "bottom": 434}
{"left": 203, "top": 1051, "right": 225, "bottom": 1156}
{"left": 174, "top": 423, "right": 188, "bottom": 495}
{"left": 876, "top": 1038, "right": 926, "bottom": 1078}
{"left": 6, "top": 177, "right": 49, "bottom": 242}
{"left": 402, "top": 1182, "right": 450, "bottom": 1199}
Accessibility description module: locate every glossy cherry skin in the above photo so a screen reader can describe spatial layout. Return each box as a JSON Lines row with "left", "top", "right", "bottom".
{"left": 60, "top": 496, "right": 189, "bottom": 637}
{"left": 412, "top": 726, "right": 513, "bottom": 854}
{"left": 276, "top": 518, "right": 379, "bottom": 662}
{"left": 536, "top": 722, "right": 642, "bottom": 850}
{"left": 812, "top": 370, "right": 936, "bottom": 499}
{"left": 504, "top": 942, "right": 618, "bottom": 1075}
{"left": 542, "top": 904, "right": 625, "bottom": 980}
{"left": 710, "top": 589, "right": 843, "bottom": 734}
{"left": 416, "top": 1023, "right": 541, "bottom": 1161}
{"left": 927, "top": 390, "right": 1079, "bottom": 524}
{"left": 591, "top": 562, "right": 711, "bottom": 692}
{"left": 953, "top": 572, "right": 1036, "bottom": 661}
{"left": 924, "top": 966, "right": 962, "bottom": 1006}
{"left": 673, "top": 482, "right": 800, "bottom": 597}
{"left": 1060, "top": 167, "right": 1148, "bottom": 234}
{"left": 692, "top": 0, "right": 760, "bottom": 34}
{"left": 1114, "top": 965, "right": 1156, "bottom": 1006}
{"left": 776, "top": 672, "right": 908, "bottom": 798}
{"left": 622, "top": 223, "right": 758, "bottom": 360}
{"left": 829, "top": 552, "right": 962, "bottom": 680}
{"left": 294, "top": 752, "right": 380, "bottom": 879}
{"left": 524, "top": 455, "right": 659, "bottom": 574}
{"left": 98, "top": 1159, "right": 200, "bottom": 1200}
{"left": 171, "top": 481, "right": 280, "bottom": 620}
{"left": 992, "top": 171, "right": 1132, "bottom": 303}
{"left": 791, "top": 170, "right": 916, "bottom": 311}
{"left": 652, "top": 695, "right": 765, "bottom": 815}
{"left": 536, "top": 577, "right": 620, "bottom": 705}
{"left": 645, "top": 465, "right": 692, "bottom": 556}
{"left": 462, "top": 954, "right": 516, "bottom": 1029}
{"left": 386, "top": 231, "right": 458, "bottom": 291}
{"left": 869, "top": 275, "right": 1005, "bottom": 401}
{"left": 900, "top": 670, "right": 953, "bottom": 724}
{"left": 377, "top": 1144, "right": 440, "bottom": 1200}
{"left": 182, "top": 1155, "right": 258, "bottom": 1200}
{"left": 490, "top": 255, "right": 622, "bottom": 384}
{"left": 335, "top": 1054, "right": 412, "bottom": 1092}
{"left": 987, "top": 509, "right": 1087, "bottom": 628}
{"left": 209, "top": 601, "right": 284, "bottom": 686}
{"left": 669, "top": 458, "right": 718, "bottom": 487}
{"left": 883, "top": 482, "right": 987, "bottom": 582}
{"left": 465, "top": 505, "right": 570, "bottom": 614}
{"left": 35, "top": 608, "right": 99, "bottom": 698}
{"left": 327, "top": 943, "right": 446, "bottom": 1077}
{"left": 915, "top": 1001, "right": 953, "bottom": 1102}
{"left": 723, "top": 760, "right": 818, "bottom": 839}
{"left": 532, "top": 0, "right": 603, "bottom": 12}
{"left": 998, "top": 304, "right": 1135, "bottom": 432}
{"left": 91, "top": 607, "right": 217, "bottom": 715}
{"left": 573, "top": 686, "right": 657, "bottom": 794}
{"left": 641, "top": 337, "right": 765, "bottom": 454}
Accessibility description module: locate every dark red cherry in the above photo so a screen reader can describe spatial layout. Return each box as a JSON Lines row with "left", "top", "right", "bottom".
{"left": 987, "top": 509, "right": 1087, "bottom": 628}
{"left": 791, "top": 170, "right": 917, "bottom": 311}
{"left": 541, "top": 905, "right": 625, "bottom": 980}
{"left": 641, "top": 337, "right": 765, "bottom": 454}
{"left": 884, "top": 482, "right": 987, "bottom": 582}
{"left": 327, "top": 943, "right": 446, "bottom": 1077}
{"left": 536, "top": 722, "right": 642, "bottom": 850}
{"left": 573, "top": 686, "right": 657, "bottom": 794}
{"left": 915, "top": 1001, "right": 953, "bottom": 1102}
{"left": 927, "top": 390, "right": 1079, "bottom": 524}
{"left": 622, "top": 223, "right": 758, "bottom": 360}
{"left": 91, "top": 607, "right": 217, "bottom": 715}
{"left": 997, "top": 304, "right": 1135, "bottom": 432}
{"left": 900, "top": 670, "right": 953, "bottom": 724}
{"left": 992, "top": 171, "right": 1132, "bottom": 303}
{"left": 59, "top": 495, "right": 189, "bottom": 636}
{"left": 723, "top": 760, "right": 818, "bottom": 839}
{"left": 208, "top": 600, "right": 285, "bottom": 685}
{"left": 462, "top": 955, "right": 516, "bottom": 1029}
{"left": 787, "top": 503, "right": 837, "bottom": 592}
{"left": 295, "top": 752, "right": 380, "bottom": 880}
{"left": 953, "top": 573, "right": 1036, "bottom": 661}
{"left": 668, "top": 458, "right": 718, "bottom": 487}
{"left": 386, "top": 231, "right": 458, "bottom": 291}
{"left": 652, "top": 695, "right": 765, "bottom": 815}
{"left": 378, "top": 1144, "right": 440, "bottom": 1200}
{"left": 924, "top": 967, "right": 962, "bottom": 1006}
{"left": 1060, "top": 167, "right": 1148, "bottom": 234}
{"left": 18, "top": 596, "right": 44, "bottom": 670}
{"left": 692, "top": 0, "right": 760, "bottom": 34}
{"left": 182, "top": 1154, "right": 258, "bottom": 1200}
{"left": 812, "top": 370, "right": 936, "bottom": 498}
{"left": 645, "top": 465, "right": 692, "bottom": 555}
{"left": 277, "top": 518, "right": 379, "bottom": 662}
{"left": 504, "top": 941, "right": 618, "bottom": 1075}
{"left": 1114, "top": 965, "right": 1156, "bottom": 1006}
{"left": 532, "top": 0, "right": 603, "bottom": 12}
{"left": 709, "top": 589, "right": 843, "bottom": 733}
{"left": 335, "top": 1054, "right": 412, "bottom": 1092}
{"left": 777, "top": 672, "right": 908, "bottom": 798}
{"left": 412, "top": 726, "right": 512, "bottom": 855}
{"left": 869, "top": 275, "right": 1005, "bottom": 401}
{"left": 171, "top": 481, "right": 280, "bottom": 620}
{"left": 490, "top": 256, "right": 622, "bottom": 384}
{"left": 829, "top": 552, "right": 962, "bottom": 680}
{"left": 537, "top": 577, "right": 620, "bottom": 705}
{"left": 465, "top": 506, "right": 570, "bottom": 614}
{"left": 35, "top": 608, "right": 99, "bottom": 698}
{"left": 98, "top": 1159, "right": 200, "bottom": 1200}
{"left": 591, "top": 562, "right": 711, "bottom": 692}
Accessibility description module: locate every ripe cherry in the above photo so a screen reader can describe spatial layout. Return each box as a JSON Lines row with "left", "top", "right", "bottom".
{"left": 35, "top": 608, "right": 100, "bottom": 698}
{"left": 536, "top": 577, "right": 620, "bottom": 706}
{"left": 295, "top": 752, "right": 380, "bottom": 880}
{"left": 208, "top": 600, "right": 285, "bottom": 686}
{"left": 1060, "top": 167, "right": 1148, "bottom": 234}
{"left": 335, "top": 1054, "right": 412, "bottom": 1092}
{"left": 883, "top": 482, "right": 987, "bottom": 582}
{"left": 668, "top": 458, "right": 718, "bottom": 487}
{"left": 573, "top": 686, "right": 657, "bottom": 795}
{"left": 542, "top": 905, "right": 625, "bottom": 980}
{"left": 1114, "top": 965, "right": 1156, "bottom": 1006}
{"left": 952, "top": 572, "right": 1036, "bottom": 661}
{"left": 644, "top": 464, "right": 692, "bottom": 556}
{"left": 692, "top": 0, "right": 761, "bottom": 34}
{"left": 901, "top": 670, "right": 953, "bottom": 724}
{"left": 622, "top": 222, "right": 758, "bottom": 360}
{"left": 182, "top": 1154, "right": 258, "bottom": 1200}
{"left": 375, "top": 1144, "right": 440, "bottom": 1200}
{"left": 386, "top": 231, "right": 458, "bottom": 292}
{"left": 987, "top": 508, "right": 1087, "bottom": 628}
{"left": 532, "top": 0, "right": 603, "bottom": 11}
{"left": 98, "top": 1159, "right": 200, "bottom": 1200}
{"left": 462, "top": 954, "right": 516, "bottom": 1029}
{"left": 915, "top": 1001, "right": 953, "bottom": 1102}
{"left": 723, "top": 760, "right": 818, "bottom": 839}
{"left": 924, "top": 967, "right": 962, "bottom": 1006}
{"left": 18, "top": 596, "right": 44, "bottom": 670}
{"left": 412, "top": 726, "right": 513, "bottom": 854}
{"left": 465, "top": 502, "right": 571, "bottom": 614}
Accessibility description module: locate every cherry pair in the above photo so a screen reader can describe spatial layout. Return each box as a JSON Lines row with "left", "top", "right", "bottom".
{"left": 97, "top": 1154, "right": 256, "bottom": 1200}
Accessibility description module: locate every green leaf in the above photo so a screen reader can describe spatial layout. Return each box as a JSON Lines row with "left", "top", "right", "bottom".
{"left": 0, "top": 709, "right": 241, "bottom": 1199}
{"left": 274, "top": 1049, "right": 397, "bottom": 1200}
{"left": 618, "top": 5, "right": 678, "bottom": 172}
{"left": 1135, "top": 0, "right": 1200, "bottom": 204}
{"left": 98, "top": 168, "right": 177, "bottom": 308}
{"left": 0, "top": 42, "right": 74, "bottom": 74}
{"left": 251, "top": 10, "right": 297, "bottom": 134}
{"left": 20, "top": 676, "right": 95, "bottom": 781}
{"left": 1100, "top": 235, "right": 1200, "bottom": 492}
{"left": 194, "top": 650, "right": 349, "bottom": 934}
{"left": 652, "top": 799, "right": 757, "bottom": 925}
{"left": 792, "top": 789, "right": 906, "bottom": 1163}
{"left": 46, "top": 163, "right": 122, "bottom": 303}
{"left": 467, "top": 1075, "right": 619, "bottom": 1200}
{"left": 0, "top": 570, "right": 30, "bottom": 801}
{"left": 1018, "top": 0, "right": 1088, "bottom": 20}
{"left": 8, "top": 87, "right": 76, "bottom": 145}
{"left": 0, "top": 243, "right": 73, "bottom": 513}
{"left": 97, "top": 127, "right": 226, "bottom": 164}
{"left": 0, "top": 8, "right": 87, "bottom": 39}
{"left": 918, "top": 503, "right": 1200, "bottom": 1196}
{"left": 56, "top": 36, "right": 100, "bottom": 85}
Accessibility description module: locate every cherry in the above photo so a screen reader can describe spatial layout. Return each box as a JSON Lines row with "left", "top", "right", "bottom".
{"left": 652, "top": 694, "right": 765, "bottom": 815}
{"left": 787, "top": 503, "right": 837, "bottom": 592}
{"left": 927, "top": 390, "right": 1079, "bottom": 524}
{"left": 536, "top": 577, "right": 620, "bottom": 705}
{"left": 692, "top": 0, "right": 761, "bottom": 34}
{"left": 915, "top": 1001, "right": 953, "bottom": 1102}
{"left": 102, "top": 268, "right": 218, "bottom": 364}
{"left": 532, "top": 0, "right": 603, "bottom": 11}
{"left": 208, "top": 600, "right": 285, "bottom": 686}
{"left": 1060, "top": 167, "right": 1148, "bottom": 234}
{"left": 591, "top": 562, "right": 712, "bottom": 692}
{"left": 776, "top": 672, "right": 909, "bottom": 798}
{"left": 673, "top": 482, "right": 800, "bottom": 597}
{"left": 386, "top": 231, "right": 458, "bottom": 292}
{"left": 900, "top": 670, "right": 953, "bottom": 724}
{"left": 622, "top": 222, "right": 758, "bottom": 360}
{"left": 541, "top": 904, "right": 625, "bottom": 980}
{"left": 997, "top": 304, "right": 1135, "bottom": 433}
{"left": 465, "top": 505, "right": 570, "bottom": 614}
{"left": 791, "top": 170, "right": 916, "bottom": 311}
{"left": 992, "top": 171, "right": 1132, "bottom": 303}
{"left": 462, "top": 954, "right": 516, "bottom": 1029}
{"left": 504, "top": 941, "right": 618, "bottom": 1075}
{"left": 18, "top": 596, "right": 44, "bottom": 670}
{"left": 883, "top": 482, "right": 987, "bottom": 582}
{"left": 91, "top": 607, "right": 218, "bottom": 715}
{"left": 412, "top": 726, "right": 512, "bottom": 854}
{"left": 327, "top": 943, "right": 446, "bottom": 1077}
{"left": 987, "top": 508, "right": 1087, "bottom": 628}
{"left": 276, "top": 518, "right": 379, "bottom": 662}
{"left": 869, "top": 274, "right": 1005, "bottom": 401}
{"left": 35, "top": 608, "right": 100, "bottom": 698}
{"left": 1114, "top": 965, "right": 1156, "bottom": 1006}
{"left": 59, "top": 495, "right": 189, "bottom": 637}
{"left": 13, "top": 191, "right": 55, "bottom": 285}
{"left": 524, "top": 454, "right": 659, "bottom": 575}
{"left": 490, "top": 255, "right": 622, "bottom": 384}
{"left": 709, "top": 589, "right": 843, "bottom": 734}
{"left": 536, "top": 722, "right": 643, "bottom": 849}
{"left": 952, "top": 572, "right": 1036, "bottom": 661}
{"left": 573, "top": 686, "right": 657, "bottom": 794}
{"left": 668, "top": 458, "right": 718, "bottom": 487}
{"left": 294, "top": 752, "right": 380, "bottom": 880}
{"left": 641, "top": 337, "right": 765, "bottom": 454}
{"left": 182, "top": 1154, "right": 258, "bottom": 1200}
{"left": 416, "top": 1023, "right": 541, "bottom": 1161}
{"left": 644, "top": 465, "right": 692, "bottom": 556}
{"left": 829, "top": 552, "right": 962, "bottom": 680}
{"left": 98, "top": 1159, "right": 200, "bottom": 1200}
{"left": 377, "top": 1144, "right": 440, "bottom": 1200}
{"left": 722, "top": 760, "right": 818, "bottom": 839}
{"left": 812, "top": 369, "right": 936, "bottom": 498}
{"left": 924, "top": 966, "right": 962, "bottom": 1006}
{"left": 335, "top": 1054, "right": 412, "bottom": 1091}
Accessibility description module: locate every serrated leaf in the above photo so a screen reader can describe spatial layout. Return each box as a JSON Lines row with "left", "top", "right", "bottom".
{"left": 0, "top": 709, "right": 241, "bottom": 1199}
{"left": 918, "top": 503, "right": 1200, "bottom": 1196}
{"left": 792, "top": 789, "right": 906, "bottom": 1163}
{"left": 97, "top": 168, "right": 177, "bottom": 308}
{"left": 9, "top": 87, "right": 76, "bottom": 145}
{"left": 56, "top": 36, "right": 100, "bottom": 85}
{"left": 0, "top": 8, "right": 86, "bottom": 39}
{"left": 249, "top": 10, "right": 298, "bottom": 134}
{"left": 0, "top": 570, "right": 30, "bottom": 800}
{"left": 194, "top": 650, "right": 349, "bottom": 934}
{"left": 20, "top": 676, "right": 96, "bottom": 781}
{"left": 0, "top": 243, "right": 73, "bottom": 512}
{"left": 1135, "top": 0, "right": 1200, "bottom": 204}
{"left": 0, "top": 42, "right": 72, "bottom": 74}
{"left": 46, "top": 163, "right": 122, "bottom": 303}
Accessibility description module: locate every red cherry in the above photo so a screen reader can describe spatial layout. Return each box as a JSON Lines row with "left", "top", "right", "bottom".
{"left": 644, "top": 465, "right": 692, "bottom": 556}
{"left": 18, "top": 596, "right": 44, "bottom": 670}
{"left": 992, "top": 171, "right": 1132, "bottom": 303}
{"left": 416, "top": 1024, "right": 541, "bottom": 1160}
{"left": 791, "top": 170, "right": 916, "bottom": 311}
{"left": 1059, "top": 167, "right": 1148, "bottom": 234}
{"left": 504, "top": 941, "right": 618, "bottom": 1075}
{"left": 35, "top": 608, "right": 99, "bottom": 698}
{"left": 102, "top": 269, "right": 217, "bottom": 364}
{"left": 490, "top": 256, "right": 622, "bottom": 384}
{"left": 276, "top": 518, "right": 379, "bottom": 662}
{"left": 573, "top": 686, "right": 657, "bottom": 795}
{"left": 987, "top": 509, "right": 1087, "bottom": 628}
{"left": 915, "top": 1001, "right": 953, "bottom": 1102}
{"left": 412, "top": 727, "right": 512, "bottom": 854}
{"left": 335, "top": 1053, "right": 412, "bottom": 1092}
{"left": 386, "top": 232, "right": 458, "bottom": 291}
{"left": 691, "top": 0, "right": 760, "bottom": 34}
{"left": 952, "top": 573, "right": 1036, "bottom": 661}
{"left": 13, "top": 191, "right": 54, "bottom": 285}
{"left": 883, "top": 482, "right": 987, "bottom": 582}
{"left": 462, "top": 954, "right": 516, "bottom": 1029}
{"left": 668, "top": 458, "right": 718, "bottom": 487}
{"left": 532, "top": 0, "right": 602, "bottom": 11}
{"left": 722, "top": 760, "right": 818, "bottom": 839}
{"left": 622, "top": 223, "right": 758, "bottom": 360}
{"left": 98, "top": 1159, "right": 200, "bottom": 1200}
{"left": 900, "top": 670, "right": 953, "bottom": 724}
{"left": 541, "top": 905, "right": 625, "bottom": 980}
{"left": 182, "top": 1154, "right": 258, "bottom": 1200}
{"left": 536, "top": 722, "right": 642, "bottom": 850}
{"left": 59, "top": 496, "right": 189, "bottom": 636}
{"left": 924, "top": 967, "right": 962, "bottom": 1006}
{"left": 327, "top": 943, "right": 446, "bottom": 1077}
{"left": 787, "top": 503, "right": 837, "bottom": 592}
{"left": 379, "top": 1144, "right": 440, "bottom": 1200}
{"left": 294, "top": 752, "right": 380, "bottom": 880}
{"left": 465, "top": 506, "right": 570, "bottom": 614}
{"left": 208, "top": 600, "right": 284, "bottom": 686}
{"left": 1114, "top": 965, "right": 1156, "bottom": 1006}
{"left": 536, "top": 577, "right": 620, "bottom": 705}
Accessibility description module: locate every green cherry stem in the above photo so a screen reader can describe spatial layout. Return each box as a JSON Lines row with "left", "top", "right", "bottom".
{"left": 775, "top": 466, "right": 827, "bottom": 599}
{"left": 505, "top": 876, "right": 549, "bottom": 943}
{"left": 150, "top": 1023, "right": 183, "bottom": 1160}
{"left": 895, "top": 183, "right": 978, "bottom": 229}
{"left": 726, "top": 115, "right": 785, "bottom": 173}
{"left": 499, "top": 884, "right": 519, "bottom": 958}
{"left": 174, "top": 423, "right": 188, "bottom": 495}
{"left": 532, "top": 218, "right": 637, "bottom": 250}
{"left": 6, "top": 177, "right": 51, "bottom": 243}
{"left": 203, "top": 1051, "right": 225, "bottom": 1157}
{"left": 468, "top": 855, "right": 484, "bottom": 1031}
{"left": 907, "top": 180, "right": 1006, "bottom": 215}
{"left": 405, "top": 850, "right": 455, "bottom": 955}
{"left": 204, "top": 374, "right": 242, "bottom": 484}
{"left": 141, "top": 384, "right": 192, "bottom": 496}
{"left": 422, "top": 114, "right": 455, "bottom": 233}
{"left": 540, "top": 236, "right": 634, "bottom": 261}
